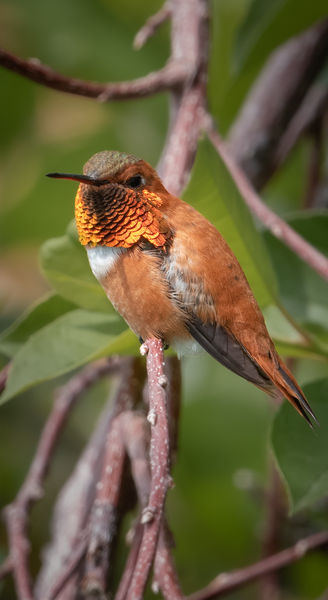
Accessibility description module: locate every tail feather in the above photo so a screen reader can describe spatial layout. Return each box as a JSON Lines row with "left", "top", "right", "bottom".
{"left": 276, "top": 363, "right": 318, "bottom": 426}
{"left": 186, "top": 314, "right": 317, "bottom": 426}
{"left": 261, "top": 358, "right": 318, "bottom": 426}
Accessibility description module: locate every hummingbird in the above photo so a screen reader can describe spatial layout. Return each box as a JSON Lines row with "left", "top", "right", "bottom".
{"left": 47, "top": 150, "right": 316, "bottom": 425}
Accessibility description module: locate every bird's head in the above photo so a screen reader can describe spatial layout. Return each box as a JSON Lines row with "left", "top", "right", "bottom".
{"left": 47, "top": 150, "right": 172, "bottom": 249}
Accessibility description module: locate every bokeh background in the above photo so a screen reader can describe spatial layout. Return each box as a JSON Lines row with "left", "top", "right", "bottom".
{"left": 1, "top": 1, "right": 328, "bottom": 598}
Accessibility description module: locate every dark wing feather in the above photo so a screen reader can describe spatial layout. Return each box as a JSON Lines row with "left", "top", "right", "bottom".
{"left": 186, "top": 316, "right": 271, "bottom": 390}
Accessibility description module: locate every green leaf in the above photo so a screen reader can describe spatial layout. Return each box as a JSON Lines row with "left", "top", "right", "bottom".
{"left": 264, "top": 212, "right": 328, "bottom": 356}
{"left": 272, "top": 378, "right": 328, "bottom": 513}
{"left": 1, "top": 309, "right": 138, "bottom": 404}
{"left": 286, "top": 212, "right": 328, "bottom": 257}
{"left": 234, "top": 0, "right": 328, "bottom": 74}
{"left": 0, "top": 294, "right": 76, "bottom": 358}
{"left": 40, "top": 222, "right": 112, "bottom": 312}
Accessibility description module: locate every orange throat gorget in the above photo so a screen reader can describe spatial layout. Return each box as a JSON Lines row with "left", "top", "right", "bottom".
{"left": 75, "top": 186, "right": 171, "bottom": 250}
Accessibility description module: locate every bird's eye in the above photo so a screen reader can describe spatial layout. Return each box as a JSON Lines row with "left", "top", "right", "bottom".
{"left": 125, "top": 174, "right": 145, "bottom": 189}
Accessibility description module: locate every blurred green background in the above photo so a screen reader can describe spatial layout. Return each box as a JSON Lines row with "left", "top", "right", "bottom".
{"left": 1, "top": 0, "right": 328, "bottom": 598}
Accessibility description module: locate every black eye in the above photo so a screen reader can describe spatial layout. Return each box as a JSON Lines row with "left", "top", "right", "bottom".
{"left": 125, "top": 174, "right": 145, "bottom": 189}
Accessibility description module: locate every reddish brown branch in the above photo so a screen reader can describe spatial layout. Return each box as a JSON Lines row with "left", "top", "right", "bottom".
{"left": 188, "top": 530, "right": 328, "bottom": 600}
{"left": 153, "top": 525, "right": 184, "bottom": 600}
{"left": 134, "top": 1, "right": 172, "bottom": 50}
{"left": 4, "top": 504, "right": 33, "bottom": 600}
{"left": 116, "top": 406, "right": 182, "bottom": 600}
{"left": 0, "top": 48, "right": 188, "bottom": 101}
{"left": 115, "top": 522, "right": 144, "bottom": 600}
{"left": 205, "top": 116, "right": 328, "bottom": 282}
{"left": 124, "top": 339, "right": 171, "bottom": 600}
{"left": 20, "top": 357, "right": 120, "bottom": 502}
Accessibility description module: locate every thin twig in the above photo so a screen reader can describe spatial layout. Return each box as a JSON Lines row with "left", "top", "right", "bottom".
{"left": 205, "top": 115, "right": 328, "bottom": 282}
{"left": 188, "top": 530, "right": 328, "bottom": 600}
{"left": 0, "top": 48, "right": 188, "bottom": 101}
{"left": 115, "top": 522, "right": 144, "bottom": 600}
{"left": 125, "top": 339, "right": 171, "bottom": 600}
{"left": 134, "top": 1, "right": 172, "bottom": 50}
{"left": 4, "top": 504, "right": 34, "bottom": 600}
{"left": 153, "top": 525, "right": 185, "bottom": 600}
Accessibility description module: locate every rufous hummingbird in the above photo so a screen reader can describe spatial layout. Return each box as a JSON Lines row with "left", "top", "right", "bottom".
{"left": 47, "top": 150, "right": 316, "bottom": 425}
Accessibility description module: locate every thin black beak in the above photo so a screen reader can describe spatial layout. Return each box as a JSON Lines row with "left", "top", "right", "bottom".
{"left": 46, "top": 172, "right": 109, "bottom": 186}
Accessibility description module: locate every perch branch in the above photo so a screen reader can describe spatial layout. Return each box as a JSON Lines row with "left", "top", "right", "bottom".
{"left": 116, "top": 406, "right": 182, "bottom": 600}
{"left": 124, "top": 339, "right": 171, "bottom": 600}
{"left": 0, "top": 48, "right": 189, "bottom": 101}
{"left": 205, "top": 115, "right": 328, "bottom": 282}
{"left": 188, "top": 529, "right": 328, "bottom": 600}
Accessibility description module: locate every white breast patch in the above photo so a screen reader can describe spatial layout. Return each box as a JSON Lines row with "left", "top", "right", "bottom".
{"left": 86, "top": 246, "right": 126, "bottom": 280}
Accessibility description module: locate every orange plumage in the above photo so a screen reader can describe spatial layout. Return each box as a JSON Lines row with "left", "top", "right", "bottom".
{"left": 47, "top": 150, "right": 316, "bottom": 425}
